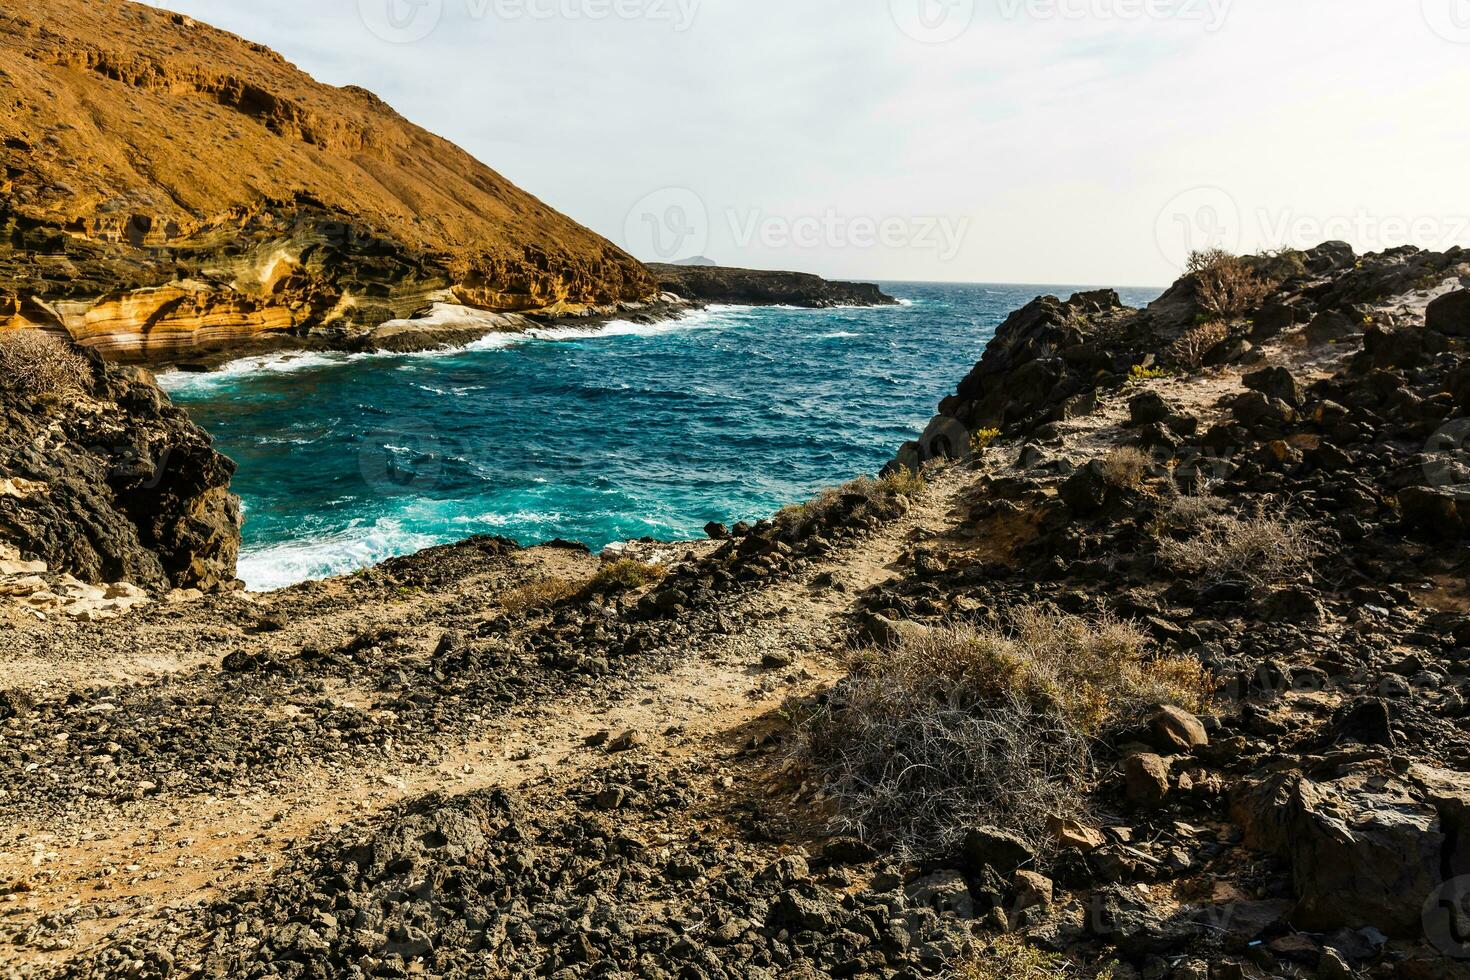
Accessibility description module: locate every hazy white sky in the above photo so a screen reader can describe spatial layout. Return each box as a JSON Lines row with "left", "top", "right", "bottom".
{"left": 142, "top": 0, "right": 1470, "bottom": 286}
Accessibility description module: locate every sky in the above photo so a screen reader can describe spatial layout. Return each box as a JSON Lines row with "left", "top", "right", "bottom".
{"left": 140, "top": 0, "right": 1470, "bottom": 287}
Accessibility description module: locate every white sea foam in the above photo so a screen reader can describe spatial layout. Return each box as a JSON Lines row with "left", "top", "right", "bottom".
{"left": 159, "top": 304, "right": 740, "bottom": 392}
{"left": 156, "top": 350, "right": 347, "bottom": 393}
{"left": 821, "top": 331, "right": 861, "bottom": 339}
{"left": 237, "top": 518, "right": 440, "bottom": 591}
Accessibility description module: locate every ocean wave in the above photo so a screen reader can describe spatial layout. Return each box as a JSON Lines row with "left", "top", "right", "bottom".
{"left": 237, "top": 518, "right": 440, "bottom": 591}
{"left": 821, "top": 331, "right": 861, "bottom": 339}
{"left": 157, "top": 350, "right": 348, "bottom": 393}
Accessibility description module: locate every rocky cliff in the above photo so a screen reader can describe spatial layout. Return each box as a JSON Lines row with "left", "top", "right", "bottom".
{"left": 0, "top": 336, "right": 240, "bottom": 593}
{"left": 0, "top": 0, "right": 658, "bottom": 363}
{"left": 648, "top": 263, "right": 897, "bottom": 308}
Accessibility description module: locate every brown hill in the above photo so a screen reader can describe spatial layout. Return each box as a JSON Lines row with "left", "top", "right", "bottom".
{"left": 0, "top": 0, "right": 657, "bottom": 361}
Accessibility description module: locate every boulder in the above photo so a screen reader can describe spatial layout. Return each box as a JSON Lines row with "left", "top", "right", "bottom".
{"left": 1059, "top": 461, "right": 1111, "bottom": 515}
{"left": 1304, "top": 311, "right": 1359, "bottom": 346}
{"left": 1124, "top": 753, "right": 1171, "bottom": 808}
{"left": 960, "top": 826, "right": 1036, "bottom": 875}
{"left": 1427, "top": 289, "right": 1470, "bottom": 337}
{"left": 1148, "top": 706, "right": 1210, "bottom": 753}
{"left": 1243, "top": 367, "right": 1302, "bottom": 408}
{"left": 1046, "top": 817, "right": 1106, "bottom": 853}
{"left": 1128, "top": 392, "right": 1173, "bottom": 428}
{"left": 1233, "top": 768, "right": 1445, "bottom": 936}
{"left": 1012, "top": 870, "right": 1054, "bottom": 912}
{"left": 1398, "top": 486, "right": 1469, "bottom": 536}
{"left": 905, "top": 870, "right": 976, "bottom": 919}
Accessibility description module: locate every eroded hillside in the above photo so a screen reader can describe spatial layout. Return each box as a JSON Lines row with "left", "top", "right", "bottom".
{"left": 0, "top": 0, "right": 657, "bottom": 362}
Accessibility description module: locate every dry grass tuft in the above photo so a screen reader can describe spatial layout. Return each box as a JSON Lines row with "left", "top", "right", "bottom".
{"left": 958, "top": 939, "right": 1116, "bottom": 980}
{"left": 790, "top": 609, "right": 1211, "bottom": 856}
{"left": 1186, "top": 248, "right": 1276, "bottom": 319}
{"left": 1155, "top": 502, "right": 1317, "bottom": 584}
{"left": 0, "top": 330, "right": 92, "bottom": 400}
{"left": 1099, "top": 447, "right": 1151, "bottom": 490}
{"left": 500, "top": 577, "right": 580, "bottom": 614}
{"left": 1169, "top": 320, "right": 1231, "bottom": 369}
{"left": 583, "top": 559, "right": 666, "bottom": 594}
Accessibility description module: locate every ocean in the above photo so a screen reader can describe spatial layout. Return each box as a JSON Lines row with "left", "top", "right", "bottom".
{"left": 160, "top": 282, "right": 1161, "bottom": 590}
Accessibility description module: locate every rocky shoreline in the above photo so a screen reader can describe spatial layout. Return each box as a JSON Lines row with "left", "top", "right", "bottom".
{"left": 4, "top": 242, "right": 1470, "bottom": 979}
{"left": 648, "top": 263, "right": 898, "bottom": 309}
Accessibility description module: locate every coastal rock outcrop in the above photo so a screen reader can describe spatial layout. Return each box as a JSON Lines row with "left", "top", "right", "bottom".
{"left": 0, "top": 335, "right": 240, "bottom": 591}
{"left": 648, "top": 263, "right": 897, "bottom": 308}
{"left": 0, "top": 0, "right": 657, "bottom": 363}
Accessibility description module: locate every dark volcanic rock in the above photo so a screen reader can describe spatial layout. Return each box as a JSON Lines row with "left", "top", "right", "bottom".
{"left": 0, "top": 345, "right": 241, "bottom": 590}
{"left": 648, "top": 263, "right": 897, "bottom": 308}
{"left": 1427, "top": 289, "right": 1470, "bottom": 337}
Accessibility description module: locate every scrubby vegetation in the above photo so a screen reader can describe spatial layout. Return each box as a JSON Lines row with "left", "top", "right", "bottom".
{"left": 1168, "top": 319, "right": 1230, "bottom": 369}
{"left": 791, "top": 610, "right": 1211, "bottom": 855}
{"left": 776, "top": 469, "right": 924, "bottom": 535}
{"left": 958, "top": 939, "right": 1115, "bottom": 980}
{"left": 1154, "top": 499, "right": 1318, "bottom": 584}
{"left": 1099, "top": 447, "right": 1151, "bottom": 490}
{"left": 970, "top": 427, "right": 1002, "bottom": 454}
{"left": 500, "top": 576, "right": 580, "bottom": 614}
{"left": 583, "top": 559, "right": 666, "bottom": 595}
{"left": 1186, "top": 248, "right": 1275, "bottom": 319}
{"left": 0, "top": 330, "right": 91, "bottom": 400}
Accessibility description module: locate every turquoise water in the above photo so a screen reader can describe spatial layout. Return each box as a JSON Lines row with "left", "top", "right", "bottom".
{"left": 161, "top": 283, "right": 1160, "bottom": 590}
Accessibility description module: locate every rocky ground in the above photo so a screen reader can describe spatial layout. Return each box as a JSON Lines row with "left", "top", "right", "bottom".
{"left": 4, "top": 242, "right": 1470, "bottom": 978}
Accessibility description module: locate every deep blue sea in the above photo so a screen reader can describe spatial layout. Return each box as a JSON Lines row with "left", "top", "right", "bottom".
{"left": 160, "top": 282, "right": 1160, "bottom": 590}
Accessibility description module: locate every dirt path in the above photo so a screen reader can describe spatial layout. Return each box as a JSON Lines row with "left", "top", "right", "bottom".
{"left": 0, "top": 469, "right": 964, "bottom": 975}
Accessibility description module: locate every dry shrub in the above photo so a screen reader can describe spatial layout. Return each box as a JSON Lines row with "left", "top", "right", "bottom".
{"left": 1155, "top": 504, "right": 1317, "bottom": 584}
{"left": 1155, "top": 493, "right": 1228, "bottom": 531}
{"left": 500, "top": 577, "right": 579, "bottom": 614}
{"left": 959, "top": 939, "right": 1115, "bottom": 980}
{"left": 1186, "top": 248, "right": 1275, "bottom": 319}
{"left": 790, "top": 610, "right": 1211, "bottom": 856}
{"left": 777, "top": 470, "right": 923, "bottom": 535}
{"left": 0, "top": 330, "right": 91, "bottom": 400}
{"left": 583, "top": 559, "right": 666, "bottom": 594}
{"left": 1169, "top": 320, "right": 1230, "bottom": 369}
{"left": 1099, "top": 447, "right": 1151, "bottom": 490}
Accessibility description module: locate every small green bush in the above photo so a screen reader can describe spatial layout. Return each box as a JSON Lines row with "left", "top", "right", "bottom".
{"left": 970, "top": 427, "right": 1002, "bottom": 454}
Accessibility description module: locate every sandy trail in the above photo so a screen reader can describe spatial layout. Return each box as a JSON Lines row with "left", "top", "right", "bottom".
{"left": 0, "top": 468, "right": 960, "bottom": 974}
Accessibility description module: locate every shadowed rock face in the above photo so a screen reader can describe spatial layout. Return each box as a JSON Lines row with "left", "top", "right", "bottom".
{"left": 0, "top": 348, "right": 241, "bottom": 591}
{"left": 0, "top": 0, "right": 658, "bottom": 362}
{"left": 648, "top": 263, "right": 898, "bottom": 308}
